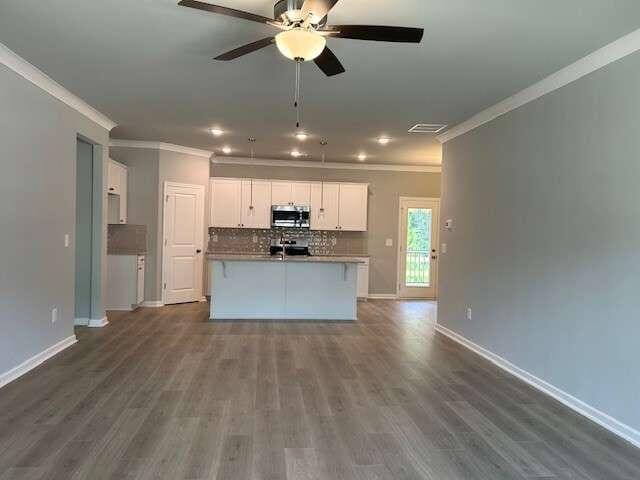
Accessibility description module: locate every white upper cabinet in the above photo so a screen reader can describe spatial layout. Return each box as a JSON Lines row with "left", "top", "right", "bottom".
{"left": 291, "top": 182, "right": 311, "bottom": 206}
{"left": 210, "top": 178, "right": 242, "bottom": 228}
{"left": 271, "top": 181, "right": 292, "bottom": 206}
{"left": 338, "top": 183, "right": 368, "bottom": 231}
{"left": 310, "top": 183, "right": 340, "bottom": 231}
{"left": 108, "top": 160, "right": 122, "bottom": 195}
{"left": 211, "top": 177, "right": 368, "bottom": 231}
{"left": 271, "top": 181, "right": 311, "bottom": 206}
{"left": 108, "top": 159, "right": 128, "bottom": 224}
{"left": 241, "top": 180, "right": 271, "bottom": 229}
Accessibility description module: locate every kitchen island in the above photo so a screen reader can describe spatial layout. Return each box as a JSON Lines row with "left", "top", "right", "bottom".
{"left": 207, "top": 254, "right": 364, "bottom": 320}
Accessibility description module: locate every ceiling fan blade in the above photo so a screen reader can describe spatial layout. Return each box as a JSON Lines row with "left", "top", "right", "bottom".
{"left": 314, "top": 47, "right": 345, "bottom": 77}
{"left": 301, "top": 0, "right": 340, "bottom": 21}
{"left": 214, "top": 37, "right": 275, "bottom": 61}
{"left": 328, "top": 25, "right": 424, "bottom": 43}
{"left": 178, "top": 0, "right": 274, "bottom": 25}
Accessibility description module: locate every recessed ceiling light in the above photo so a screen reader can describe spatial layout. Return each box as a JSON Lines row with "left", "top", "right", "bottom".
{"left": 377, "top": 137, "right": 391, "bottom": 145}
{"left": 210, "top": 128, "right": 224, "bottom": 136}
{"left": 295, "top": 132, "right": 308, "bottom": 141}
{"left": 291, "top": 150, "right": 303, "bottom": 158}
{"left": 222, "top": 146, "right": 232, "bottom": 154}
{"left": 358, "top": 153, "right": 367, "bottom": 161}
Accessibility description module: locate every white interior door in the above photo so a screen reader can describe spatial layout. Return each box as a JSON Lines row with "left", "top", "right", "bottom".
{"left": 398, "top": 197, "right": 440, "bottom": 299}
{"left": 163, "top": 182, "right": 205, "bottom": 305}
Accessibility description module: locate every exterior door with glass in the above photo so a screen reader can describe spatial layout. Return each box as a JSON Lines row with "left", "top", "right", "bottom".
{"left": 398, "top": 197, "right": 440, "bottom": 299}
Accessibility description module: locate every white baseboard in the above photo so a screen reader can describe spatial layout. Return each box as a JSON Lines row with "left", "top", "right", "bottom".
{"left": 198, "top": 296, "right": 207, "bottom": 303}
{"left": 367, "top": 294, "right": 398, "bottom": 300}
{"left": 0, "top": 335, "right": 77, "bottom": 389}
{"left": 74, "top": 317, "right": 89, "bottom": 326}
{"left": 88, "top": 317, "right": 109, "bottom": 328}
{"left": 141, "top": 301, "right": 164, "bottom": 308}
{"left": 435, "top": 323, "right": 640, "bottom": 449}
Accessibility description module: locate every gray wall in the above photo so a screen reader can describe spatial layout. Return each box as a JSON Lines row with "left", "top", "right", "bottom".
{"left": 439, "top": 51, "right": 640, "bottom": 432}
{"left": 0, "top": 64, "right": 109, "bottom": 377}
{"left": 109, "top": 147, "right": 210, "bottom": 302}
{"left": 109, "top": 147, "right": 160, "bottom": 301}
{"left": 211, "top": 164, "right": 441, "bottom": 295}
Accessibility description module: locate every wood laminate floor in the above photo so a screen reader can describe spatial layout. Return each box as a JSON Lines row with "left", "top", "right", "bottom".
{"left": 1, "top": 301, "right": 639, "bottom": 479}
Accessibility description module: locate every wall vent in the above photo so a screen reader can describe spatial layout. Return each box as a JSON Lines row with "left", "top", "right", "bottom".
{"left": 408, "top": 124, "right": 448, "bottom": 134}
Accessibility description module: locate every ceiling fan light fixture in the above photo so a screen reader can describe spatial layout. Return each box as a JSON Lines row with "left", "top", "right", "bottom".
{"left": 275, "top": 28, "right": 326, "bottom": 62}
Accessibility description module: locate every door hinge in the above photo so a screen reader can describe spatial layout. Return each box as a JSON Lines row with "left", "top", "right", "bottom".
{"left": 164, "top": 238, "right": 167, "bottom": 246}
{"left": 163, "top": 283, "right": 167, "bottom": 290}
{"left": 165, "top": 194, "right": 169, "bottom": 203}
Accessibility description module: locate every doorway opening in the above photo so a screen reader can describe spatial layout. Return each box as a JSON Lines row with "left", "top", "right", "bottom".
{"left": 397, "top": 197, "right": 440, "bottom": 299}
{"left": 74, "top": 137, "right": 107, "bottom": 327}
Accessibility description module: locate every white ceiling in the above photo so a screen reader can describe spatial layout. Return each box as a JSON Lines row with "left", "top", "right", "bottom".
{"left": 1, "top": 0, "right": 639, "bottom": 165}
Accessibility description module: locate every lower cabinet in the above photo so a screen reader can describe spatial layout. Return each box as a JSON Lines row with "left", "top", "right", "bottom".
{"left": 356, "top": 257, "right": 370, "bottom": 299}
{"left": 107, "top": 255, "right": 145, "bottom": 311}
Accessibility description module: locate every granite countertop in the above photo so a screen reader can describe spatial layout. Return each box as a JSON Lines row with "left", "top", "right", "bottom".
{"left": 206, "top": 253, "right": 366, "bottom": 264}
{"left": 107, "top": 250, "right": 147, "bottom": 256}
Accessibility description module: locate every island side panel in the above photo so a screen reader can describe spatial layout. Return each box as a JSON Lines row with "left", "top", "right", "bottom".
{"left": 210, "top": 260, "right": 286, "bottom": 319}
{"left": 284, "top": 262, "right": 358, "bottom": 320}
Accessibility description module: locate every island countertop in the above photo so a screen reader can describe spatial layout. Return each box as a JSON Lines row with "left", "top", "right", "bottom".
{"left": 206, "top": 253, "right": 366, "bottom": 264}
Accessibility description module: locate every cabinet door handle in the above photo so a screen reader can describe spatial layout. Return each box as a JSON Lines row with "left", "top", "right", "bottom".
{"left": 109, "top": 187, "right": 114, "bottom": 191}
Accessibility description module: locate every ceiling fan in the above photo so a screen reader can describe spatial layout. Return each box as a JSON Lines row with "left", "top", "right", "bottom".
{"left": 178, "top": 0, "right": 424, "bottom": 76}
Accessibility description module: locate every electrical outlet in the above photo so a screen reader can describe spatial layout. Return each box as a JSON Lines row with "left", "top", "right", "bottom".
{"left": 51, "top": 307, "right": 58, "bottom": 323}
{"left": 466, "top": 307, "right": 472, "bottom": 320}
{"left": 252, "top": 235, "right": 258, "bottom": 244}
{"left": 212, "top": 235, "right": 218, "bottom": 243}
{"left": 441, "top": 243, "right": 448, "bottom": 254}
{"left": 385, "top": 238, "right": 393, "bottom": 247}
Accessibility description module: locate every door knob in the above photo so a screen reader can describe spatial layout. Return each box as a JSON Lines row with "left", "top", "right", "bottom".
{"left": 196, "top": 249, "right": 202, "bottom": 254}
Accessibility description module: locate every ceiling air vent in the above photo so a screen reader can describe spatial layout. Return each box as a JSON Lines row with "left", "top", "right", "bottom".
{"left": 408, "top": 124, "right": 448, "bottom": 134}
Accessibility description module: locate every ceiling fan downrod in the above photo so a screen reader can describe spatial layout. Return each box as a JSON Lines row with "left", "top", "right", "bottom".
{"left": 294, "top": 59, "right": 303, "bottom": 129}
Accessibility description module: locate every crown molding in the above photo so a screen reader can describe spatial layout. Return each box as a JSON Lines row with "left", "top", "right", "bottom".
{"left": 211, "top": 156, "right": 441, "bottom": 173}
{"left": 109, "top": 139, "right": 213, "bottom": 158}
{"left": 438, "top": 28, "right": 640, "bottom": 144}
{"left": 0, "top": 43, "right": 117, "bottom": 131}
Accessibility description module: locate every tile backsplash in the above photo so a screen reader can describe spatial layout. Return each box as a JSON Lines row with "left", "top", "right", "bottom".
{"left": 208, "top": 228, "right": 367, "bottom": 256}
{"left": 107, "top": 224, "right": 148, "bottom": 254}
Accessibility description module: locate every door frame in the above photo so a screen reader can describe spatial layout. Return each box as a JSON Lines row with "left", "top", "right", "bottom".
{"left": 161, "top": 181, "right": 206, "bottom": 305}
{"left": 396, "top": 196, "right": 440, "bottom": 299}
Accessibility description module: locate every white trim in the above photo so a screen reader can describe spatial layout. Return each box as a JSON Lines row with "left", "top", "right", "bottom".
{"left": 438, "top": 28, "right": 640, "bottom": 143}
{"left": 212, "top": 156, "right": 442, "bottom": 173}
{"left": 0, "top": 43, "right": 117, "bottom": 131}
{"left": 141, "top": 301, "right": 164, "bottom": 308}
{"left": 74, "top": 317, "right": 89, "bottom": 326}
{"left": 88, "top": 317, "right": 109, "bottom": 328}
{"left": 109, "top": 139, "right": 213, "bottom": 159}
{"left": 0, "top": 335, "right": 77, "bottom": 389}
{"left": 435, "top": 323, "right": 640, "bottom": 449}
{"left": 367, "top": 294, "right": 399, "bottom": 300}
{"left": 199, "top": 296, "right": 208, "bottom": 303}
{"left": 212, "top": 314, "right": 356, "bottom": 321}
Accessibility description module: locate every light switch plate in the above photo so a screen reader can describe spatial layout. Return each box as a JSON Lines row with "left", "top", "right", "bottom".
{"left": 385, "top": 239, "right": 393, "bottom": 247}
{"left": 441, "top": 243, "right": 448, "bottom": 254}
{"left": 64, "top": 234, "right": 70, "bottom": 248}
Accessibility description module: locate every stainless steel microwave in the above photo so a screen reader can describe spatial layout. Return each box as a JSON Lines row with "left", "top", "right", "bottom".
{"left": 271, "top": 205, "right": 310, "bottom": 228}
